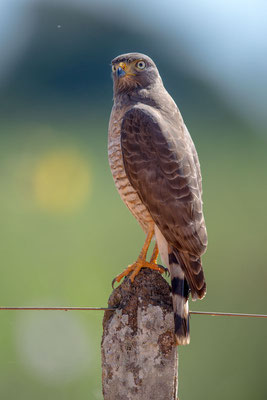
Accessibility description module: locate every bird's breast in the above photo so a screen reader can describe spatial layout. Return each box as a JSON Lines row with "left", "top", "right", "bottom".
{"left": 108, "top": 107, "right": 153, "bottom": 232}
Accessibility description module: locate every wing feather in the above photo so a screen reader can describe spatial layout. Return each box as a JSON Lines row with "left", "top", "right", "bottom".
{"left": 121, "top": 105, "right": 208, "bottom": 298}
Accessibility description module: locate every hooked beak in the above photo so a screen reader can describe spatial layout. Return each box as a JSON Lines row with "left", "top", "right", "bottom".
{"left": 115, "top": 62, "right": 135, "bottom": 79}
{"left": 116, "top": 67, "right": 126, "bottom": 78}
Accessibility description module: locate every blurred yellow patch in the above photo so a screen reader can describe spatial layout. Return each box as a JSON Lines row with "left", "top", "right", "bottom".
{"left": 34, "top": 150, "right": 91, "bottom": 212}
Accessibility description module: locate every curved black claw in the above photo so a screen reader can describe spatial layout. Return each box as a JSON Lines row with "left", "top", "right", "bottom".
{"left": 158, "top": 264, "right": 169, "bottom": 276}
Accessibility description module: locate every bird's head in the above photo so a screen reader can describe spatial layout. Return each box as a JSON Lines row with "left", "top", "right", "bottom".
{"left": 111, "top": 53, "right": 161, "bottom": 95}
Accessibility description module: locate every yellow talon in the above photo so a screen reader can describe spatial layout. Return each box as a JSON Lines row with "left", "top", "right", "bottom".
{"left": 112, "top": 226, "right": 169, "bottom": 288}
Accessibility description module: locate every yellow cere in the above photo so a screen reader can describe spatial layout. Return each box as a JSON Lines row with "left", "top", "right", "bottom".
{"left": 119, "top": 62, "right": 127, "bottom": 70}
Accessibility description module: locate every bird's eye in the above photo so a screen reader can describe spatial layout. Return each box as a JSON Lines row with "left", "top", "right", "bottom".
{"left": 112, "top": 65, "right": 116, "bottom": 73}
{"left": 136, "top": 61, "right": 146, "bottom": 70}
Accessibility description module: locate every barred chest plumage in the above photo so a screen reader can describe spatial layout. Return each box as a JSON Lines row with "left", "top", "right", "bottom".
{"left": 108, "top": 105, "right": 154, "bottom": 233}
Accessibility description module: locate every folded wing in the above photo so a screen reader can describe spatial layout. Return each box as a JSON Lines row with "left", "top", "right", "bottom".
{"left": 121, "top": 105, "right": 208, "bottom": 298}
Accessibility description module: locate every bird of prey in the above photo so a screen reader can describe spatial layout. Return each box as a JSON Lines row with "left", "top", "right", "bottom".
{"left": 108, "top": 52, "right": 207, "bottom": 345}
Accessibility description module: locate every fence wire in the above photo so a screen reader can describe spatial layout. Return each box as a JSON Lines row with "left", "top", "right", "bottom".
{"left": 0, "top": 306, "right": 266, "bottom": 318}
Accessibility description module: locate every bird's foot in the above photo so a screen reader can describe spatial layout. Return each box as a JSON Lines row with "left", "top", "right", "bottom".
{"left": 112, "top": 258, "right": 167, "bottom": 288}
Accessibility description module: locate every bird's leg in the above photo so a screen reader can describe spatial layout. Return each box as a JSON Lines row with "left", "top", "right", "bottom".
{"left": 112, "top": 227, "right": 166, "bottom": 287}
{"left": 149, "top": 242, "right": 169, "bottom": 276}
{"left": 149, "top": 242, "right": 159, "bottom": 264}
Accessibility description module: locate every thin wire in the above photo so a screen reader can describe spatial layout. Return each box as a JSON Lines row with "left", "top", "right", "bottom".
{"left": 0, "top": 306, "right": 114, "bottom": 311}
{"left": 0, "top": 306, "right": 266, "bottom": 318}
{"left": 189, "top": 311, "right": 267, "bottom": 318}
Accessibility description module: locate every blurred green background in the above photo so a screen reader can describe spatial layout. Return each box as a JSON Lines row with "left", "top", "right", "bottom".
{"left": 0, "top": 1, "right": 266, "bottom": 399}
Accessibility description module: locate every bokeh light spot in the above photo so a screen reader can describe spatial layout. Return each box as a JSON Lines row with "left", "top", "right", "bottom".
{"left": 33, "top": 150, "right": 91, "bottom": 213}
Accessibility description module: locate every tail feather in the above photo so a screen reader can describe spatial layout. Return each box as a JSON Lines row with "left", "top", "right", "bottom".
{"left": 173, "top": 249, "right": 206, "bottom": 300}
{"left": 154, "top": 224, "right": 206, "bottom": 345}
{"left": 169, "top": 252, "right": 190, "bottom": 345}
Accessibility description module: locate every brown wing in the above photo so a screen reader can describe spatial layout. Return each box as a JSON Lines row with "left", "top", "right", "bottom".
{"left": 121, "top": 105, "right": 208, "bottom": 296}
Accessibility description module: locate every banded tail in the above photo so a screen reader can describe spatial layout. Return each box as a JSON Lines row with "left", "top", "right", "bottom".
{"left": 169, "top": 252, "right": 190, "bottom": 345}
{"left": 169, "top": 249, "right": 206, "bottom": 345}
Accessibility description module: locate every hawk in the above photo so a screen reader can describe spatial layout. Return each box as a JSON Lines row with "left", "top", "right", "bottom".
{"left": 108, "top": 52, "right": 208, "bottom": 345}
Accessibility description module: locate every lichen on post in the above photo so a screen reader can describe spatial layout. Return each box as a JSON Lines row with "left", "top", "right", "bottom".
{"left": 101, "top": 268, "right": 178, "bottom": 400}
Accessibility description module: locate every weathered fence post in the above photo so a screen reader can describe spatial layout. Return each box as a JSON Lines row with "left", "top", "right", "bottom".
{"left": 101, "top": 268, "right": 178, "bottom": 400}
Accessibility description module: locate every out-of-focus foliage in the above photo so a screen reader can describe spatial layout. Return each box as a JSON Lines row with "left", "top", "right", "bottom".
{"left": 0, "top": 2, "right": 266, "bottom": 400}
